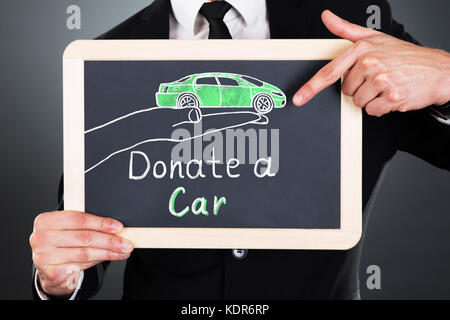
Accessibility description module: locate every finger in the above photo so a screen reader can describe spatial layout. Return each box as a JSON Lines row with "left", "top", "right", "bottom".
{"left": 352, "top": 81, "right": 384, "bottom": 108}
{"left": 34, "top": 211, "right": 123, "bottom": 233}
{"left": 293, "top": 43, "right": 367, "bottom": 106}
{"left": 364, "top": 90, "right": 407, "bottom": 117}
{"left": 321, "top": 10, "right": 379, "bottom": 42}
{"left": 342, "top": 57, "right": 388, "bottom": 96}
{"left": 31, "top": 230, "right": 134, "bottom": 254}
{"left": 351, "top": 73, "right": 392, "bottom": 108}
{"left": 365, "top": 96, "right": 391, "bottom": 117}
{"left": 33, "top": 247, "right": 130, "bottom": 265}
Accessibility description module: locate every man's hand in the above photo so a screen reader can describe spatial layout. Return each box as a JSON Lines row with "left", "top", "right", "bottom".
{"left": 30, "top": 211, "right": 133, "bottom": 297}
{"left": 293, "top": 10, "right": 450, "bottom": 117}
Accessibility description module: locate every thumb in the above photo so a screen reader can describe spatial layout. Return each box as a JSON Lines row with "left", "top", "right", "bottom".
{"left": 322, "top": 10, "right": 379, "bottom": 42}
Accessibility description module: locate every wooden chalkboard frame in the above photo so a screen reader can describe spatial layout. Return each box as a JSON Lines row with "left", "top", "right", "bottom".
{"left": 63, "top": 40, "right": 362, "bottom": 250}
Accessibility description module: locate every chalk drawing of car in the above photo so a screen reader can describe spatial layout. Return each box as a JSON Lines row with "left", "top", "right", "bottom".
{"left": 155, "top": 73, "right": 286, "bottom": 114}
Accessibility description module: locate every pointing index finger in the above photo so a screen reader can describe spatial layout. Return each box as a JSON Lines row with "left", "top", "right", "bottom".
{"left": 293, "top": 42, "right": 366, "bottom": 106}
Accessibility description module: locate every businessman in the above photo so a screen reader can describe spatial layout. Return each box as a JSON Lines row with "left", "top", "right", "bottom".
{"left": 30, "top": 0, "right": 450, "bottom": 299}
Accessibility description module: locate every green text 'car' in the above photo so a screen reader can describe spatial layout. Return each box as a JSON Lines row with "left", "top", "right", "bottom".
{"left": 156, "top": 73, "right": 286, "bottom": 114}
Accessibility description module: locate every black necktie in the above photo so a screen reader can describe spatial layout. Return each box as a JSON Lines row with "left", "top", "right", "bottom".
{"left": 199, "top": 1, "right": 233, "bottom": 39}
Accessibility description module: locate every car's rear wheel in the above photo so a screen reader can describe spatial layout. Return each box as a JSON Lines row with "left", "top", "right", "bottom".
{"left": 177, "top": 93, "right": 200, "bottom": 109}
{"left": 252, "top": 93, "right": 274, "bottom": 114}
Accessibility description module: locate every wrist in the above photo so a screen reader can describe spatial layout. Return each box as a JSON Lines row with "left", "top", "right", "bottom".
{"left": 36, "top": 271, "right": 78, "bottom": 298}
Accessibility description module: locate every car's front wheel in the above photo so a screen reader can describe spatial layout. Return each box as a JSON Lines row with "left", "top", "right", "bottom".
{"left": 177, "top": 93, "right": 200, "bottom": 109}
{"left": 252, "top": 93, "right": 274, "bottom": 114}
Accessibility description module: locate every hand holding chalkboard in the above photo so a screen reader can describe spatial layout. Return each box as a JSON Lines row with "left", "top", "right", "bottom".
{"left": 30, "top": 210, "right": 132, "bottom": 296}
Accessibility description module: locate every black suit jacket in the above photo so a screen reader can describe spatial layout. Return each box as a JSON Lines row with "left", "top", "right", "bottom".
{"left": 33, "top": 0, "right": 450, "bottom": 300}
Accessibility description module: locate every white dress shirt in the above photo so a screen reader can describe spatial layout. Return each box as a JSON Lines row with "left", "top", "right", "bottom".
{"left": 169, "top": 0, "right": 270, "bottom": 39}
{"left": 36, "top": 0, "right": 270, "bottom": 300}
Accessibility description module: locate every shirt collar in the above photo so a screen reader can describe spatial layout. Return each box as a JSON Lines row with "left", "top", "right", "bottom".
{"left": 170, "top": 0, "right": 265, "bottom": 35}
{"left": 227, "top": 0, "right": 264, "bottom": 26}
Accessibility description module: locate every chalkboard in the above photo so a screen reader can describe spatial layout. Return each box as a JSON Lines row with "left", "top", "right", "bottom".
{"left": 63, "top": 40, "right": 362, "bottom": 249}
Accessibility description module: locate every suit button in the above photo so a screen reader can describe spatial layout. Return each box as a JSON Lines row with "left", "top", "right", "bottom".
{"left": 232, "top": 249, "right": 248, "bottom": 260}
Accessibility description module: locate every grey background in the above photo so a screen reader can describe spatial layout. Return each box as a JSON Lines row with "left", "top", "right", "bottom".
{"left": 0, "top": 0, "right": 449, "bottom": 300}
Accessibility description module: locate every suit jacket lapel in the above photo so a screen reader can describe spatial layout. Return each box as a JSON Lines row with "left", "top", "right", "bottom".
{"left": 139, "top": 0, "right": 171, "bottom": 39}
{"left": 266, "top": 0, "right": 311, "bottom": 39}
{"left": 96, "top": 0, "right": 171, "bottom": 39}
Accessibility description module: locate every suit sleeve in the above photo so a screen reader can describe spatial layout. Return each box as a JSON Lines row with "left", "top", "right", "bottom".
{"left": 387, "top": 110, "right": 450, "bottom": 171}
{"left": 389, "top": 19, "right": 420, "bottom": 45}
{"left": 381, "top": 12, "right": 450, "bottom": 171}
{"left": 31, "top": 176, "right": 110, "bottom": 300}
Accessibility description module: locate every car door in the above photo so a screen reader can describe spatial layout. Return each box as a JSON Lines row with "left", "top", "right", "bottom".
{"left": 194, "top": 76, "right": 220, "bottom": 107}
{"left": 218, "top": 77, "right": 251, "bottom": 107}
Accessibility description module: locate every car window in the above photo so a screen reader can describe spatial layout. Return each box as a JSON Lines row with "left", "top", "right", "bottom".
{"left": 176, "top": 76, "right": 191, "bottom": 83}
{"left": 241, "top": 76, "right": 263, "bottom": 87}
{"left": 218, "top": 77, "right": 239, "bottom": 86}
{"left": 196, "top": 77, "right": 218, "bottom": 85}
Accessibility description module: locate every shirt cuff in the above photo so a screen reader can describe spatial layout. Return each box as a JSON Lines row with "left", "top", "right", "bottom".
{"left": 34, "top": 269, "right": 84, "bottom": 300}
{"left": 429, "top": 105, "right": 450, "bottom": 125}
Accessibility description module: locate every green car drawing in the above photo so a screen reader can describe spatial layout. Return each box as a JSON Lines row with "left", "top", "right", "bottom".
{"left": 155, "top": 73, "right": 286, "bottom": 114}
